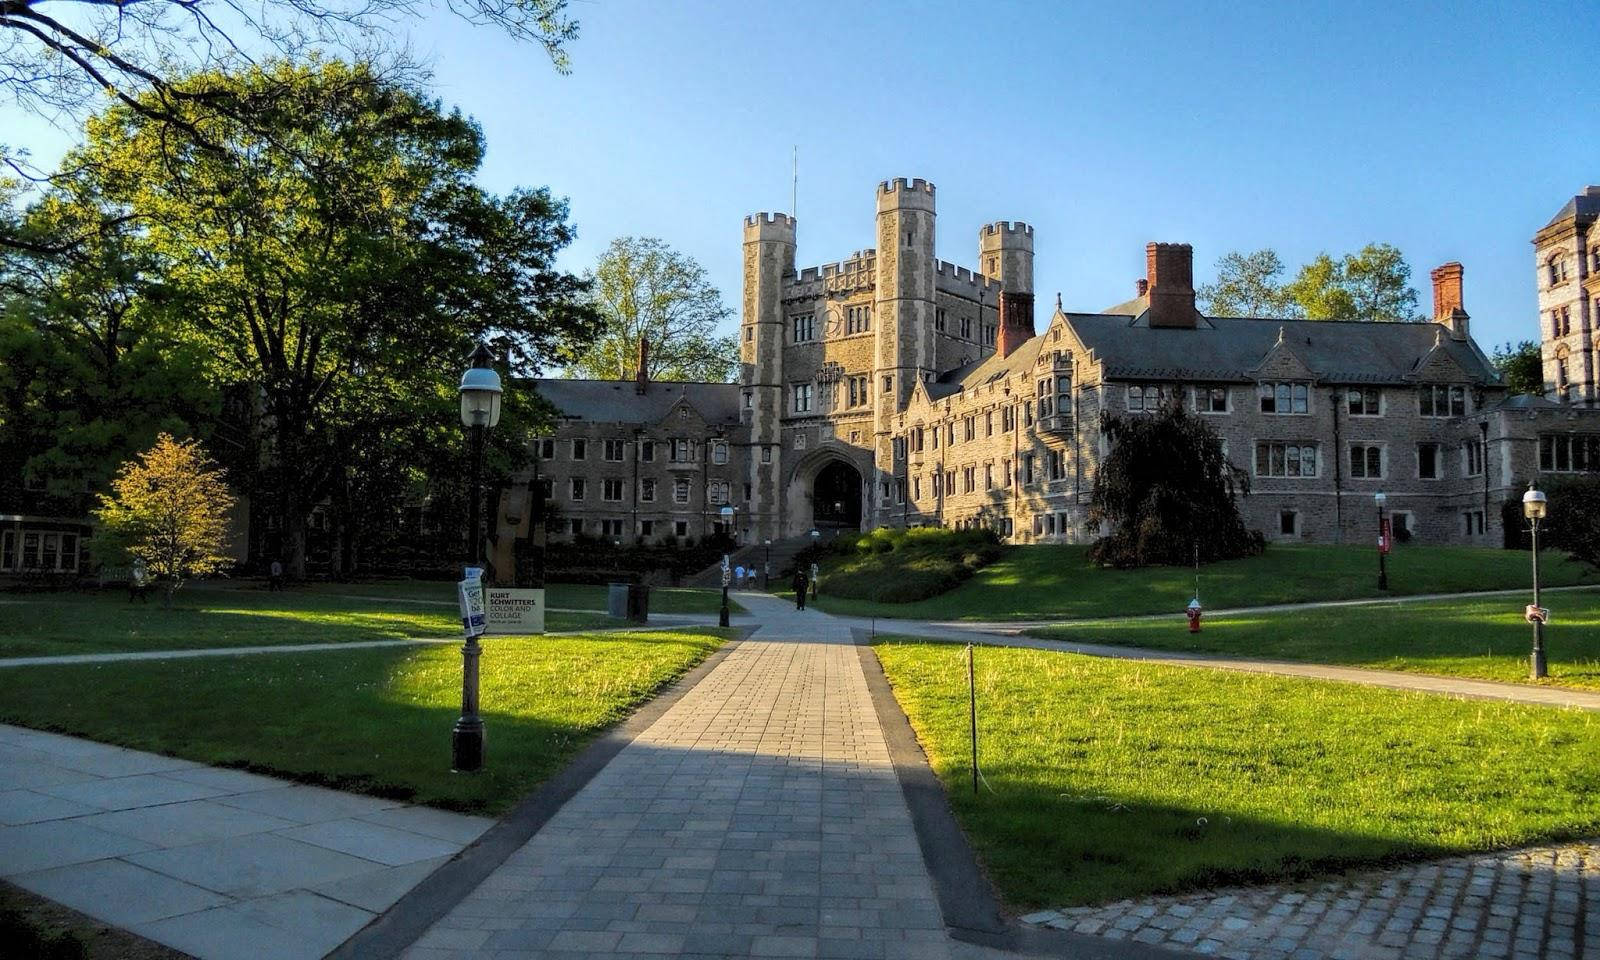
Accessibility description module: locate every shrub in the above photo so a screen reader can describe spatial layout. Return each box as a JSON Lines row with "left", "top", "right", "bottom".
{"left": 815, "top": 527, "right": 1004, "bottom": 603}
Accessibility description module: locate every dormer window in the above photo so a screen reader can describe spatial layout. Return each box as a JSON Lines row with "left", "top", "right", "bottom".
{"left": 1259, "top": 381, "right": 1309, "bottom": 415}
{"left": 1419, "top": 384, "right": 1465, "bottom": 418}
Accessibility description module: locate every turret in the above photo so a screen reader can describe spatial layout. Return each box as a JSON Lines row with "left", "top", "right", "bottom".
{"left": 741, "top": 212, "right": 795, "bottom": 539}
{"left": 874, "top": 178, "right": 936, "bottom": 413}
{"left": 981, "top": 221, "right": 1035, "bottom": 357}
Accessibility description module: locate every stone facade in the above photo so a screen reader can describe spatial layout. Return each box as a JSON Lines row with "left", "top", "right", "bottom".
{"left": 525, "top": 180, "right": 1600, "bottom": 550}
{"left": 1533, "top": 186, "right": 1600, "bottom": 405}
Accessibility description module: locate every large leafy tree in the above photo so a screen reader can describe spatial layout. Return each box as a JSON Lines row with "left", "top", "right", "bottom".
{"left": 39, "top": 59, "right": 597, "bottom": 576}
{"left": 1088, "top": 403, "right": 1263, "bottom": 568}
{"left": 1492, "top": 340, "right": 1544, "bottom": 396}
{"left": 1284, "top": 244, "right": 1420, "bottom": 322}
{"left": 569, "top": 237, "right": 736, "bottom": 382}
{"left": 1197, "top": 249, "right": 1299, "bottom": 318}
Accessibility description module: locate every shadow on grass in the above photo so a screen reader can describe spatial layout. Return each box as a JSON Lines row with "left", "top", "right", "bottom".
{"left": 0, "top": 630, "right": 730, "bottom": 815}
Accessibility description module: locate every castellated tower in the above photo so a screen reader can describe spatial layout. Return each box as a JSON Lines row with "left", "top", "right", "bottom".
{"left": 873, "top": 179, "right": 937, "bottom": 422}
{"left": 980, "top": 221, "right": 1035, "bottom": 357}
{"left": 741, "top": 212, "right": 795, "bottom": 539}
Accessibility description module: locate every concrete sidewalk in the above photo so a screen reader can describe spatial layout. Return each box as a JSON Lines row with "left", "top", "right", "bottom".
{"left": 399, "top": 591, "right": 993, "bottom": 960}
{"left": 0, "top": 724, "right": 493, "bottom": 960}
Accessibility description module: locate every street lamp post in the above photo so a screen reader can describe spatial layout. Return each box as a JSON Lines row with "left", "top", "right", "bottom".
{"left": 763, "top": 538, "right": 772, "bottom": 589}
{"left": 1374, "top": 490, "right": 1389, "bottom": 591}
{"left": 1524, "top": 482, "right": 1548, "bottom": 680}
{"left": 719, "top": 506, "right": 734, "bottom": 627}
{"left": 453, "top": 343, "right": 502, "bottom": 773}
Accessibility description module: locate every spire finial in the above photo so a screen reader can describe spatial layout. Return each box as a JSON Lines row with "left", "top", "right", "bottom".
{"left": 1276, "top": 325, "right": 1285, "bottom": 345}
{"left": 1055, "top": 292, "right": 1062, "bottom": 311}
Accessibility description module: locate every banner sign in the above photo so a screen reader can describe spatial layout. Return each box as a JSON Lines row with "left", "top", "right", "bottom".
{"left": 458, "top": 578, "right": 487, "bottom": 638}
{"left": 487, "top": 588, "right": 546, "bottom": 635}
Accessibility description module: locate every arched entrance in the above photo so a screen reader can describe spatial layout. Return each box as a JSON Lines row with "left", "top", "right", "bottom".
{"left": 812, "top": 459, "right": 863, "bottom": 531}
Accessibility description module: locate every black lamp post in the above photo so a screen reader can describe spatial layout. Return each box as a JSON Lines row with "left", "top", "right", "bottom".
{"left": 1524, "top": 482, "right": 1548, "bottom": 680}
{"left": 763, "top": 538, "right": 772, "bottom": 589}
{"left": 453, "top": 342, "right": 501, "bottom": 773}
{"left": 1374, "top": 490, "right": 1389, "bottom": 591}
{"left": 718, "top": 506, "right": 733, "bottom": 627}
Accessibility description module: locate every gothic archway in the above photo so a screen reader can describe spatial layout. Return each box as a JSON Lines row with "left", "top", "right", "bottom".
{"left": 812, "top": 459, "right": 863, "bottom": 531}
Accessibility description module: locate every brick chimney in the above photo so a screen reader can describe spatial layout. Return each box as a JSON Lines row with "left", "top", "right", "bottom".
{"left": 1145, "top": 243, "right": 1200, "bottom": 329}
{"left": 995, "top": 291, "right": 1036, "bottom": 359}
{"left": 1430, "top": 262, "right": 1469, "bottom": 341}
{"left": 634, "top": 336, "right": 650, "bottom": 394}
{"left": 1135, "top": 278, "right": 1149, "bottom": 298}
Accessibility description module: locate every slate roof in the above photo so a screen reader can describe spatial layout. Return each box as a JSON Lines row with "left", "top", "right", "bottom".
{"left": 1062, "top": 311, "right": 1498, "bottom": 385}
{"left": 1544, "top": 186, "right": 1600, "bottom": 228}
{"left": 527, "top": 378, "right": 741, "bottom": 425}
{"left": 1492, "top": 393, "right": 1562, "bottom": 411}
{"left": 927, "top": 331, "right": 1047, "bottom": 401}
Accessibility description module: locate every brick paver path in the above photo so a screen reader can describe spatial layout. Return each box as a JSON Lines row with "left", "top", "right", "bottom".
{"left": 403, "top": 591, "right": 957, "bottom": 960}
{"left": 1021, "top": 841, "right": 1600, "bottom": 960}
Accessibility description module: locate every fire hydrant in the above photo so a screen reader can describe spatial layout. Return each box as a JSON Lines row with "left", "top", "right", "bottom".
{"left": 1186, "top": 598, "right": 1202, "bottom": 633}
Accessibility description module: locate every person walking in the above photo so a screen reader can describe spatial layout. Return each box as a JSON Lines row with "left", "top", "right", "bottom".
{"left": 792, "top": 567, "right": 808, "bottom": 611}
{"left": 268, "top": 559, "right": 283, "bottom": 592}
{"left": 809, "top": 561, "right": 820, "bottom": 601}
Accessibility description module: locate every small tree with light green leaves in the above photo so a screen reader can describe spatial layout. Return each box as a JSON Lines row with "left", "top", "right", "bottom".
{"left": 94, "top": 434, "right": 236, "bottom": 605}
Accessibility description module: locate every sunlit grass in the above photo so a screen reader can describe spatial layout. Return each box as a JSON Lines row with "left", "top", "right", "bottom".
{"left": 813, "top": 544, "right": 1597, "bottom": 621}
{"left": 874, "top": 639, "right": 1600, "bottom": 907}
{"left": 0, "top": 628, "right": 732, "bottom": 814}
{"left": 0, "top": 586, "right": 628, "bottom": 658}
{"left": 1029, "top": 593, "right": 1600, "bottom": 689}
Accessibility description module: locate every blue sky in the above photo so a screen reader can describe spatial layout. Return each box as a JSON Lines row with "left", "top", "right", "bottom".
{"left": 7, "top": 0, "right": 1597, "bottom": 353}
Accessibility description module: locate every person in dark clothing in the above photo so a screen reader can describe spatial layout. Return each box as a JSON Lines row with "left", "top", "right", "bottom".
{"left": 792, "top": 568, "right": 808, "bottom": 610}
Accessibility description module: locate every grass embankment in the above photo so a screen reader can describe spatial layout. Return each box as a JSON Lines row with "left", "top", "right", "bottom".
{"left": 0, "top": 628, "right": 731, "bottom": 814}
{"left": 810, "top": 528, "right": 1004, "bottom": 604}
{"left": 874, "top": 639, "right": 1600, "bottom": 908}
{"left": 301, "top": 580, "right": 737, "bottom": 614}
{"left": 0, "top": 586, "right": 622, "bottom": 659}
{"left": 815, "top": 544, "right": 1597, "bottom": 621}
{"left": 1028, "top": 591, "right": 1600, "bottom": 690}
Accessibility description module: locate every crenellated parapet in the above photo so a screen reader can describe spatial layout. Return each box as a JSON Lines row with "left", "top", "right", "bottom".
{"left": 876, "top": 177, "right": 935, "bottom": 212}
{"left": 980, "top": 220, "right": 1035, "bottom": 247}
{"left": 934, "top": 260, "right": 1000, "bottom": 299}
{"left": 743, "top": 212, "right": 797, "bottom": 243}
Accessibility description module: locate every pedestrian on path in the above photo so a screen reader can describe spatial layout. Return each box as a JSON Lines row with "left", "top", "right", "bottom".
{"left": 792, "top": 567, "right": 808, "bottom": 610}
{"left": 268, "top": 559, "right": 283, "bottom": 591}
{"left": 810, "top": 561, "right": 820, "bottom": 600}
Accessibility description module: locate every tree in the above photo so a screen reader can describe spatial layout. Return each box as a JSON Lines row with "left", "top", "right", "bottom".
{"left": 94, "top": 433, "right": 235, "bottom": 604}
{"left": 1542, "top": 477, "right": 1600, "bottom": 572}
{"left": 1283, "top": 244, "right": 1420, "bottom": 322}
{"left": 1197, "top": 249, "right": 1299, "bottom": 318}
{"left": 1088, "top": 403, "right": 1263, "bottom": 568}
{"left": 1492, "top": 340, "right": 1544, "bottom": 396}
{"left": 569, "top": 237, "right": 736, "bottom": 383}
{"left": 43, "top": 59, "right": 598, "bottom": 577}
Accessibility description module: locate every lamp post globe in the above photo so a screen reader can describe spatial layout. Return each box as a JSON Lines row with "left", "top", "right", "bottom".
{"left": 452, "top": 342, "right": 501, "bottom": 773}
{"left": 1524, "top": 482, "right": 1548, "bottom": 679}
{"left": 1373, "top": 490, "right": 1388, "bottom": 591}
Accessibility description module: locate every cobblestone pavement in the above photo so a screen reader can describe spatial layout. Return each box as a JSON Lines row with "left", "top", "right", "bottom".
{"left": 1020, "top": 841, "right": 1600, "bottom": 959}
{"left": 402, "top": 592, "right": 962, "bottom": 960}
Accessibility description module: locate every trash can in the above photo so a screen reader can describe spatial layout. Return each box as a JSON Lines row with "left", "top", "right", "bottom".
{"left": 607, "top": 582, "right": 630, "bottom": 619}
{"left": 626, "top": 583, "right": 650, "bottom": 624}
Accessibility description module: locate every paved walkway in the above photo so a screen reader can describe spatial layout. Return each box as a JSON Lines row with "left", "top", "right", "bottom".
{"left": 403, "top": 591, "right": 965, "bottom": 960}
{"left": 0, "top": 723, "right": 494, "bottom": 960}
{"left": 844, "top": 619, "right": 1600, "bottom": 712}
{"left": 1021, "top": 841, "right": 1600, "bottom": 960}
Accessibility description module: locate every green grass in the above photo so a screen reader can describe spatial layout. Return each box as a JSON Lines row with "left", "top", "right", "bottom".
{"left": 873, "top": 638, "right": 1600, "bottom": 908}
{"left": 814, "top": 544, "right": 1597, "bottom": 621}
{"left": 0, "top": 587, "right": 624, "bottom": 658}
{"left": 300, "top": 580, "right": 739, "bottom": 614}
{"left": 0, "top": 628, "right": 731, "bottom": 814}
{"left": 1028, "top": 591, "right": 1600, "bottom": 690}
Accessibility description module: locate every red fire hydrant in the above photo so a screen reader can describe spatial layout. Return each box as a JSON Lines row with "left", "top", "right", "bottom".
{"left": 1186, "top": 598, "right": 1202, "bottom": 633}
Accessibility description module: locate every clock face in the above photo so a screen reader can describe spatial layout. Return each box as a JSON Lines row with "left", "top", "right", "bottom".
{"left": 823, "top": 303, "right": 844, "bottom": 336}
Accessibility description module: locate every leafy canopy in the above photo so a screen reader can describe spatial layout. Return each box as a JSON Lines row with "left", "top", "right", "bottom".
{"left": 94, "top": 433, "right": 236, "bottom": 594}
{"left": 569, "top": 237, "right": 736, "bottom": 383}
{"left": 1199, "top": 244, "right": 1422, "bottom": 322}
{"left": 1088, "top": 403, "right": 1263, "bottom": 568}
{"left": 1491, "top": 340, "right": 1543, "bottom": 396}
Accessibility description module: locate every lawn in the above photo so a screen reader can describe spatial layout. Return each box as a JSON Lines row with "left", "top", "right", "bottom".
{"left": 0, "top": 628, "right": 732, "bottom": 814}
{"left": 874, "top": 639, "right": 1600, "bottom": 908}
{"left": 0, "top": 587, "right": 621, "bottom": 659}
{"left": 1027, "top": 590, "right": 1600, "bottom": 690}
{"left": 814, "top": 544, "right": 1597, "bottom": 621}
{"left": 302, "top": 579, "right": 738, "bottom": 614}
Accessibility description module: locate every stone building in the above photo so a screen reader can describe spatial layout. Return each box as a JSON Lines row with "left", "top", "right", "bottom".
{"left": 521, "top": 180, "right": 1600, "bottom": 552}
{"left": 1534, "top": 185, "right": 1600, "bottom": 405}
